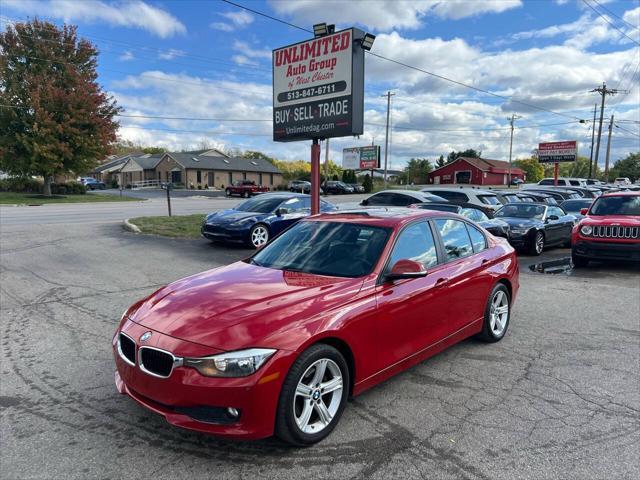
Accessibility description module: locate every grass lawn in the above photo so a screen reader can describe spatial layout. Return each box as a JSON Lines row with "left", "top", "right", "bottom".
{"left": 128, "top": 214, "right": 206, "bottom": 239}
{"left": 0, "top": 192, "right": 143, "bottom": 205}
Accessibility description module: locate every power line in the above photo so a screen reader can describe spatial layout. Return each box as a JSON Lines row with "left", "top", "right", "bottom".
{"left": 589, "top": 0, "right": 640, "bottom": 32}
{"left": 580, "top": 0, "right": 640, "bottom": 46}
{"left": 614, "top": 124, "right": 640, "bottom": 138}
{"left": 221, "top": 1, "right": 586, "bottom": 121}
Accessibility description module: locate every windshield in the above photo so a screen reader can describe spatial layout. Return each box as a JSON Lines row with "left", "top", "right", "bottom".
{"left": 496, "top": 204, "right": 546, "bottom": 220}
{"left": 589, "top": 196, "right": 640, "bottom": 216}
{"left": 252, "top": 221, "right": 391, "bottom": 277}
{"left": 478, "top": 195, "right": 501, "bottom": 205}
{"left": 235, "top": 196, "right": 286, "bottom": 213}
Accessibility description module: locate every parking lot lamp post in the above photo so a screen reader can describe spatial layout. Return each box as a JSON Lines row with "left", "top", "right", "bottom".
{"left": 311, "top": 138, "right": 321, "bottom": 214}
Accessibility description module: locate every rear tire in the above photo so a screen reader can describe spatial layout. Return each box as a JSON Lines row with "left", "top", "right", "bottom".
{"left": 477, "top": 283, "right": 510, "bottom": 342}
{"left": 243, "top": 191, "right": 250, "bottom": 198}
{"left": 275, "top": 344, "right": 349, "bottom": 446}
{"left": 225, "top": 189, "right": 231, "bottom": 197}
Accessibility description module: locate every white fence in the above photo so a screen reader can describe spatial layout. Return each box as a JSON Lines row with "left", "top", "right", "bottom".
{"left": 131, "top": 179, "right": 161, "bottom": 189}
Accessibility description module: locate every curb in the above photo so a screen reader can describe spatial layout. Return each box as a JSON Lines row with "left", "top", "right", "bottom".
{"left": 122, "top": 218, "right": 141, "bottom": 234}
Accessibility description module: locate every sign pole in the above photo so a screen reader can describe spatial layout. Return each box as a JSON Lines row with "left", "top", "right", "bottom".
{"left": 553, "top": 163, "right": 559, "bottom": 187}
{"left": 311, "top": 138, "right": 321, "bottom": 215}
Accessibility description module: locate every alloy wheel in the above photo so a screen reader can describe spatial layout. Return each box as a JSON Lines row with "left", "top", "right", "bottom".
{"left": 293, "top": 358, "right": 343, "bottom": 434}
{"left": 535, "top": 232, "right": 544, "bottom": 254}
{"left": 250, "top": 226, "right": 269, "bottom": 247}
{"left": 489, "top": 290, "right": 509, "bottom": 336}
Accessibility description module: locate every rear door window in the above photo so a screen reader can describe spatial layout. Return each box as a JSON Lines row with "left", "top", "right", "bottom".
{"left": 429, "top": 191, "right": 469, "bottom": 202}
{"left": 367, "top": 192, "right": 392, "bottom": 206}
{"left": 478, "top": 195, "right": 501, "bottom": 205}
{"left": 435, "top": 219, "right": 474, "bottom": 261}
{"left": 466, "top": 223, "right": 487, "bottom": 253}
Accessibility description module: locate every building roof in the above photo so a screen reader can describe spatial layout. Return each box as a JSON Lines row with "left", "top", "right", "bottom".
{"left": 429, "top": 157, "right": 524, "bottom": 175}
{"left": 164, "top": 153, "right": 281, "bottom": 174}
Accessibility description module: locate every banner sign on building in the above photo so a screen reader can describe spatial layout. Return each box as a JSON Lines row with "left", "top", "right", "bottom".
{"left": 342, "top": 145, "right": 381, "bottom": 169}
{"left": 273, "top": 28, "right": 366, "bottom": 142}
{"left": 538, "top": 141, "right": 578, "bottom": 163}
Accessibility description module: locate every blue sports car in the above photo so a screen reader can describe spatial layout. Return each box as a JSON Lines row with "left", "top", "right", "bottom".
{"left": 202, "top": 192, "right": 336, "bottom": 248}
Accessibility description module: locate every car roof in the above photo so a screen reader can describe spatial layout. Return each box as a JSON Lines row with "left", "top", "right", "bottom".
{"left": 421, "top": 186, "right": 497, "bottom": 195}
{"left": 498, "top": 202, "right": 548, "bottom": 207}
{"left": 309, "top": 207, "right": 451, "bottom": 228}
{"left": 601, "top": 191, "right": 640, "bottom": 197}
{"left": 258, "top": 192, "right": 309, "bottom": 198}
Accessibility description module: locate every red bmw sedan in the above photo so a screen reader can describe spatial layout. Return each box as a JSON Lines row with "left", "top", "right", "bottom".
{"left": 113, "top": 208, "right": 519, "bottom": 445}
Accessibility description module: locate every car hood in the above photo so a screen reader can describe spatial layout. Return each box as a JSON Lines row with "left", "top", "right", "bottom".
{"left": 478, "top": 218, "right": 509, "bottom": 229}
{"left": 205, "top": 209, "right": 263, "bottom": 224}
{"left": 580, "top": 215, "right": 640, "bottom": 226}
{"left": 496, "top": 217, "right": 542, "bottom": 229}
{"left": 129, "top": 262, "right": 364, "bottom": 351}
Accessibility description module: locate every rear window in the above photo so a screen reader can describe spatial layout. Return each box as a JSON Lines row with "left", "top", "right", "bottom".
{"left": 428, "top": 191, "right": 469, "bottom": 202}
{"left": 539, "top": 179, "right": 554, "bottom": 185}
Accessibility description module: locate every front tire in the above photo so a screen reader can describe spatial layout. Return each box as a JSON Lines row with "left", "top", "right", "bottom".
{"left": 477, "top": 283, "right": 510, "bottom": 342}
{"left": 275, "top": 344, "right": 349, "bottom": 446}
{"left": 243, "top": 191, "right": 250, "bottom": 198}
{"left": 248, "top": 224, "right": 269, "bottom": 248}
{"left": 529, "top": 231, "right": 545, "bottom": 256}
{"left": 225, "top": 189, "right": 231, "bottom": 197}
{"left": 572, "top": 250, "right": 588, "bottom": 268}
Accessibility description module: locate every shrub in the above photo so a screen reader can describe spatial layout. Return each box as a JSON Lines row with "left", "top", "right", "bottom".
{"left": 51, "top": 181, "right": 86, "bottom": 195}
{"left": 110, "top": 178, "right": 119, "bottom": 189}
{"left": 0, "top": 177, "right": 43, "bottom": 193}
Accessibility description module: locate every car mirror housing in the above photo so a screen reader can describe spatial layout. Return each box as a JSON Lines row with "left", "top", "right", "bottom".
{"left": 386, "top": 259, "right": 427, "bottom": 281}
{"left": 546, "top": 215, "right": 559, "bottom": 222}
{"left": 580, "top": 208, "right": 589, "bottom": 215}
{"left": 360, "top": 199, "right": 369, "bottom": 206}
{"left": 276, "top": 208, "right": 288, "bottom": 216}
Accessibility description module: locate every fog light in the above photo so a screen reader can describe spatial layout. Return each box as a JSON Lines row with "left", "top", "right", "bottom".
{"left": 227, "top": 407, "right": 239, "bottom": 418}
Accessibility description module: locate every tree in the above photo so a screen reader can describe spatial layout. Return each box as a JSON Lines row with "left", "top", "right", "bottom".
{"left": 513, "top": 158, "right": 544, "bottom": 183}
{"left": 446, "top": 149, "right": 481, "bottom": 164}
{"left": 436, "top": 155, "right": 446, "bottom": 168}
{"left": 0, "top": 20, "right": 120, "bottom": 195}
{"left": 402, "top": 158, "right": 433, "bottom": 184}
{"left": 608, "top": 152, "right": 640, "bottom": 182}
{"left": 362, "top": 173, "right": 373, "bottom": 193}
{"left": 244, "top": 150, "right": 277, "bottom": 165}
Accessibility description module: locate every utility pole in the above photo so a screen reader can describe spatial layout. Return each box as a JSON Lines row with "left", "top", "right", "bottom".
{"left": 604, "top": 115, "right": 614, "bottom": 182}
{"left": 588, "top": 103, "right": 597, "bottom": 178}
{"left": 323, "top": 138, "right": 330, "bottom": 195}
{"left": 507, "top": 114, "right": 521, "bottom": 188}
{"left": 591, "top": 83, "right": 621, "bottom": 176}
{"left": 382, "top": 91, "right": 395, "bottom": 189}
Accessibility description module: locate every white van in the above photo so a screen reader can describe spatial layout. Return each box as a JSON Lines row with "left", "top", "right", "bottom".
{"left": 614, "top": 177, "right": 631, "bottom": 186}
{"left": 538, "top": 177, "right": 587, "bottom": 187}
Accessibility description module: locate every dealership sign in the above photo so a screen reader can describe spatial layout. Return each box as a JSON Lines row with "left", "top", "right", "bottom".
{"left": 343, "top": 145, "right": 381, "bottom": 169}
{"left": 273, "top": 28, "right": 365, "bottom": 142}
{"left": 538, "top": 141, "right": 578, "bottom": 163}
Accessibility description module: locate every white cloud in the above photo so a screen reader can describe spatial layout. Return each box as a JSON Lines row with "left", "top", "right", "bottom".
{"left": 158, "top": 49, "right": 185, "bottom": 60}
{"left": 231, "top": 55, "right": 258, "bottom": 67}
{"left": 232, "top": 41, "right": 272, "bottom": 60}
{"left": 268, "top": 0, "right": 521, "bottom": 31}
{"left": 623, "top": 6, "right": 640, "bottom": 27}
{"left": 210, "top": 9, "right": 254, "bottom": 31}
{"left": 119, "top": 50, "right": 134, "bottom": 61}
{"left": 3, "top": 0, "right": 186, "bottom": 38}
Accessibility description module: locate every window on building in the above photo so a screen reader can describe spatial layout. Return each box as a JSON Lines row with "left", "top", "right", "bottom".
{"left": 259, "top": 173, "right": 263, "bottom": 185}
{"left": 270, "top": 173, "right": 274, "bottom": 185}
{"left": 243, "top": 172, "right": 247, "bottom": 180}
{"left": 196, "top": 170, "right": 202, "bottom": 183}
{"left": 228, "top": 172, "right": 232, "bottom": 185}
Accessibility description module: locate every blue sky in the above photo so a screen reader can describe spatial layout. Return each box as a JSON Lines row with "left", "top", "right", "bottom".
{"left": 1, "top": 0, "right": 639, "bottom": 169}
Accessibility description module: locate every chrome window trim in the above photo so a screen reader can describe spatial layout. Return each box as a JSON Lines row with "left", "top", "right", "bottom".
{"left": 138, "top": 346, "right": 183, "bottom": 379}
{"left": 117, "top": 332, "right": 136, "bottom": 367}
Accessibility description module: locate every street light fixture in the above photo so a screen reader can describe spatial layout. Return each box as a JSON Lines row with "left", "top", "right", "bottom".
{"left": 361, "top": 33, "right": 376, "bottom": 51}
{"left": 313, "top": 23, "right": 335, "bottom": 38}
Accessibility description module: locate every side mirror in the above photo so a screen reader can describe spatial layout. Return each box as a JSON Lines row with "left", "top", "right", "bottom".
{"left": 580, "top": 208, "right": 588, "bottom": 215}
{"left": 386, "top": 259, "right": 427, "bottom": 281}
{"left": 276, "top": 207, "right": 288, "bottom": 217}
{"left": 546, "top": 215, "right": 559, "bottom": 222}
{"left": 360, "top": 199, "right": 369, "bottom": 206}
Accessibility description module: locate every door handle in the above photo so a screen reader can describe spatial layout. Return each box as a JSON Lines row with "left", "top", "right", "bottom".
{"left": 435, "top": 277, "right": 449, "bottom": 287}
{"left": 481, "top": 258, "right": 490, "bottom": 265}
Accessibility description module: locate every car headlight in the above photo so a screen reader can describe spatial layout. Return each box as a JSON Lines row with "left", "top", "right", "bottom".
{"left": 580, "top": 225, "right": 593, "bottom": 236}
{"left": 183, "top": 348, "right": 276, "bottom": 377}
{"left": 230, "top": 217, "right": 255, "bottom": 226}
{"left": 511, "top": 228, "right": 529, "bottom": 234}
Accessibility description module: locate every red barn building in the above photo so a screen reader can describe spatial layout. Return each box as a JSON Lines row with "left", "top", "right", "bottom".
{"left": 428, "top": 157, "right": 525, "bottom": 186}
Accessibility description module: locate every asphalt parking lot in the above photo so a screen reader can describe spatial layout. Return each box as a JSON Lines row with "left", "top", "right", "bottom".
{"left": 1, "top": 220, "right": 639, "bottom": 480}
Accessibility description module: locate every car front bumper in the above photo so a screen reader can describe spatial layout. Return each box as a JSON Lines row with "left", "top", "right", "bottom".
{"left": 572, "top": 239, "right": 640, "bottom": 261}
{"left": 113, "top": 319, "right": 294, "bottom": 439}
{"left": 201, "top": 223, "right": 249, "bottom": 243}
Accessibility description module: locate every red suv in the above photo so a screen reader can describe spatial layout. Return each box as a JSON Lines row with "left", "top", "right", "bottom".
{"left": 571, "top": 191, "right": 640, "bottom": 267}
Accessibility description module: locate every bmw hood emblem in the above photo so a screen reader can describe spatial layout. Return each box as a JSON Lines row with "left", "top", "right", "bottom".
{"left": 140, "top": 331, "right": 152, "bottom": 342}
